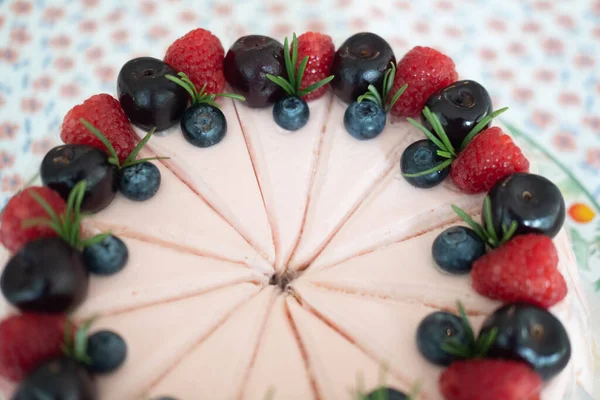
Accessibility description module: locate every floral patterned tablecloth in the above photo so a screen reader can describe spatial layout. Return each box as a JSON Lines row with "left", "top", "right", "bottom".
{"left": 0, "top": 0, "right": 598, "bottom": 396}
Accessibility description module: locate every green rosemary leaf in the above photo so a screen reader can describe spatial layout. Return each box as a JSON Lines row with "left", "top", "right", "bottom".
{"left": 500, "top": 221, "right": 518, "bottom": 246}
{"left": 457, "top": 301, "right": 477, "bottom": 349}
{"left": 401, "top": 158, "right": 453, "bottom": 177}
{"left": 124, "top": 156, "right": 170, "bottom": 167}
{"left": 423, "top": 107, "right": 456, "bottom": 157}
{"left": 406, "top": 118, "right": 448, "bottom": 153}
{"left": 451, "top": 205, "right": 487, "bottom": 242}
{"left": 297, "top": 75, "right": 334, "bottom": 97}
{"left": 123, "top": 128, "right": 156, "bottom": 167}
{"left": 291, "top": 33, "right": 298, "bottom": 86}
{"left": 283, "top": 36, "right": 295, "bottom": 90}
{"left": 178, "top": 72, "right": 199, "bottom": 98}
{"left": 357, "top": 93, "right": 378, "bottom": 104}
{"left": 22, "top": 218, "right": 61, "bottom": 233}
{"left": 440, "top": 340, "right": 469, "bottom": 357}
{"left": 437, "top": 150, "right": 453, "bottom": 159}
{"left": 214, "top": 93, "right": 246, "bottom": 101}
{"left": 80, "top": 119, "right": 121, "bottom": 167}
{"left": 295, "top": 56, "right": 309, "bottom": 93}
{"left": 367, "top": 84, "right": 383, "bottom": 107}
{"left": 81, "top": 232, "right": 111, "bottom": 248}
{"left": 459, "top": 107, "right": 509, "bottom": 151}
{"left": 74, "top": 318, "right": 95, "bottom": 365}
{"left": 165, "top": 74, "right": 196, "bottom": 103}
{"left": 266, "top": 74, "right": 294, "bottom": 95}
{"left": 62, "top": 319, "right": 74, "bottom": 355}
{"left": 483, "top": 196, "right": 499, "bottom": 246}
{"left": 476, "top": 327, "right": 498, "bottom": 357}
{"left": 386, "top": 83, "right": 407, "bottom": 113}
{"left": 381, "top": 68, "right": 391, "bottom": 101}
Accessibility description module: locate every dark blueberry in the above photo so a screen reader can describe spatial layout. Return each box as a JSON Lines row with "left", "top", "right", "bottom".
{"left": 365, "top": 388, "right": 408, "bottom": 400}
{"left": 1, "top": 237, "right": 89, "bottom": 313}
{"left": 331, "top": 32, "right": 396, "bottom": 103}
{"left": 41, "top": 144, "right": 119, "bottom": 213}
{"left": 12, "top": 356, "right": 96, "bottom": 400}
{"left": 487, "top": 173, "right": 565, "bottom": 238}
{"left": 400, "top": 140, "right": 450, "bottom": 188}
{"left": 422, "top": 80, "right": 493, "bottom": 149}
{"left": 432, "top": 226, "right": 486, "bottom": 274}
{"left": 480, "top": 303, "right": 571, "bottom": 380}
{"left": 224, "top": 35, "right": 286, "bottom": 108}
{"left": 181, "top": 103, "right": 227, "bottom": 146}
{"left": 273, "top": 95, "right": 310, "bottom": 131}
{"left": 117, "top": 57, "right": 189, "bottom": 131}
{"left": 344, "top": 100, "right": 386, "bottom": 140}
{"left": 86, "top": 330, "right": 127, "bottom": 374}
{"left": 82, "top": 235, "right": 128, "bottom": 276}
{"left": 416, "top": 311, "right": 467, "bottom": 366}
{"left": 119, "top": 161, "right": 161, "bottom": 201}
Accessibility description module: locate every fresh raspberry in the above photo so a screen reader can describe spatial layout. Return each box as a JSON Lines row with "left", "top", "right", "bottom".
{"left": 61, "top": 94, "right": 137, "bottom": 164}
{"left": 450, "top": 127, "right": 530, "bottom": 193}
{"left": 390, "top": 46, "right": 458, "bottom": 117}
{"left": 296, "top": 32, "right": 335, "bottom": 101}
{"left": 164, "top": 28, "right": 225, "bottom": 95}
{"left": 0, "top": 313, "right": 68, "bottom": 382}
{"left": 440, "top": 359, "right": 542, "bottom": 400}
{"left": 0, "top": 186, "right": 66, "bottom": 253}
{"left": 472, "top": 234, "right": 567, "bottom": 308}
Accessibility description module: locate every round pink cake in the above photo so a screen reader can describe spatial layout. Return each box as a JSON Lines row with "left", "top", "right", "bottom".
{"left": 0, "top": 32, "right": 595, "bottom": 400}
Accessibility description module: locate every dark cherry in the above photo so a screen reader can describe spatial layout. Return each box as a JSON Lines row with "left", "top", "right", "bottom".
{"left": 117, "top": 57, "right": 189, "bottom": 131}
{"left": 421, "top": 80, "right": 493, "bottom": 149}
{"left": 12, "top": 356, "right": 96, "bottom": 400}
{"left": 330, "top": 32, "right": 396, "bottom": 103}
{"left": 480, "top": 303, "right": 571, "bottom": 380}
{"left": 487, "top": 173, "right": 565, "bottom": 238}
{"left": 1, "top": 237, "right": 89, "bottom": 313}
{"left": 224, "top": 35, "right": 286, "bottom": 108}
{"left": 41, "top": 144, "right": 119, "bottom": 213}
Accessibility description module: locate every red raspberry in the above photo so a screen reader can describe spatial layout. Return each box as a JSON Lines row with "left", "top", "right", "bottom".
{"left": 440, "top": 359, "right": 542, "bottom": 400}
{"left": 0, "top": 313, "right": 68, "bottom": 382}
{"left": 0, "top": 186, "right": 66, "bottom": 253}
{"left": 450, "top": 127, "right": 530, "bottom": 193}
{"left": 390, "top": 46, "right": 458, "bottom": 117}
{"left": 472, "top": 234, "right": 567, "bottom": 308}
{"left": 164, "top": 28, "right": 225, "bottom": 95}
{"left": 61, "top": 94, "right": 137, "bottom": 164}
{"left": 296, "top": 32, "right": 335, "bottom": 101}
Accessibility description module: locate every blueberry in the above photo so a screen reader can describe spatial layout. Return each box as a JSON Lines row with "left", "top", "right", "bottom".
{"left": 41, "top": 144, "right": 119, "bottom": 213}
{"left": 344, "top": 100, "right": 386, "bottom": 140}
{"left": 488, "top": 173, "right": 565, "bottom": 238}
{"left": 224, "top": 35, "right": 285, "bottom": 108}
{"left": 422, "top": 80, "right": 493, "bottom": 149}
{"left": 1, "top": 238, "right": 89, "bottom": 313}
{"left": 86, "top": 330, "right": 127, "bottom": 374}
{"left": 119, "top": 161, "right": 161, "bottom": 201}
{"left": 12, "top": 356, "right": 96, "bottom": 400}
{"left": 180, "top": 103, "right": 227, "bottom": 147}
{"left": 365, "top": 387, "right": 408, "bottom": 400}
{"left": 416, "top": 311, "right": 467, "bottom": 366}
{"left": 331, "top": 32, "right": 396, "bottom": 103}
{"left": 117, "top": 57, "right": 189, "bottom": 131}
{"left": 432, "top": 226, "right": 486, "bottom": 274}
{"left": 400, "top": 140, "right": 450, "bottom": 188}
{"left": 480, "top": 303, "right": 571, "bottom": 380}
{"left": 83, "top": 235, "right": 128, "bottom": 276}
{"left": 273, "top": 95, "right": 310, "bottom": 131}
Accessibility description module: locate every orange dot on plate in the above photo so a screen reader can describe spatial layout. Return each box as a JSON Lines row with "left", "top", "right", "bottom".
{"left": 568, "top": 203, "right": 595, "bottom": 223}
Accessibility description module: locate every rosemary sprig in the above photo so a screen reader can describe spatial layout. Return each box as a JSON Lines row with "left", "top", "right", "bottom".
{"left": 266, "top": 33, "right": 334, "bottom": 97}
{"left": 62, "top": 317, "right": 96, "bottom": 364}
{"left": 23, "top": 180, "right": 110, "bottom": 251}
{"left": 402, "top": 106, "right": 508, "bottom": 178}
{"left": 79, "top": 119, "right": 168, "bottom": 168}
{"left": 356, "top": 62, "right": 408, "bottom": 113}
{"left": 440, "top": 301, "right": 498, "bottom": 359}
{"left": 165, "top": 71, "right": 245, "bottom": 109}
{"left": 451, "top": 196, "right": 518, "bottom": 249}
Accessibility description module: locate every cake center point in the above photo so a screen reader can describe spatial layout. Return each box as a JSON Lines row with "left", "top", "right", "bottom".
{"left": 269, "top": 270, "right": 302, "bottom": 291}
